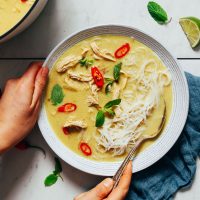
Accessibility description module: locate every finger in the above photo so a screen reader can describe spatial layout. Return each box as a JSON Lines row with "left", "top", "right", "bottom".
{"left": 22, "top": 62, "right": 43, "bottom": 85}
{"left": 19, "top": 62, "right": 43, "bottom": 100}
{"left": 78, "top": 178, "right": 113, "bottom": 200}
{"left": 108, "top": 162, "right": 132, "bottom": 200}
{"left": 118, "top": 161, "right": 132, "bottom": 189}
{"left": 32, "top": 99, "right": 41, "bottom": 117}
{"left": 31, "top": 67, "right": 49, "bottom": 107}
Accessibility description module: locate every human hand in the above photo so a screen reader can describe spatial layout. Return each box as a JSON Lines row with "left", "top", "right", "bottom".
{"left": 0, "top": 62, "right": 48, "bottom": 153}
{"left": 74, "top": 162, "right": 132, "bottom": 200}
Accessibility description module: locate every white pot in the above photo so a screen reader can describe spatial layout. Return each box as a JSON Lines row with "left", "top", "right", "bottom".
{"left": 0, "top": 0, "right": 48, "bottom": 43}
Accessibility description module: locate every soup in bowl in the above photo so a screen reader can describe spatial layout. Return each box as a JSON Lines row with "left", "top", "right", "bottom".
{"left": 38, "top": 25, "right": 188, "bottom": 175}
{"left": 45, "top": 35, "right": 172, "bottom": 162}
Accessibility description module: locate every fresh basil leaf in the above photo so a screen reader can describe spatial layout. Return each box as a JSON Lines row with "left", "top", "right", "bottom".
{"left": 105, "top": 81, "right": 114, "bottom": 94}
{"left": 113, "top": 62, "right": 122, "bottom": 81}
{"left": 147, "top": 1, "right": 168, "bottom": 24}
{"left": 54, "top": 157, "right": 62, "bottom": 174}
{"left": 105, "top": 83, "right": 112, "bottom": 94}
{"left": 104, "top": 99, "right": 121, "bottom": 109}
{"left": 105, "top": 63, "right": 122, "bottom": 95}
{"left": 50, "top": 84, "right": 64, "bottom": 105}
{"left": 44, "top": 174, "right": 58, "bottom": 187}
{"left": 96, "top": 110, "right": 105, "bottom": 127}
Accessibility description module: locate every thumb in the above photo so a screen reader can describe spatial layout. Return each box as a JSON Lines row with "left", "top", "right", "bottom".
{"left": 79, "top": 178, "right": 114, "bottom": 200}
{"left": 93, "top": 178, "right": 114, "bottom": 199}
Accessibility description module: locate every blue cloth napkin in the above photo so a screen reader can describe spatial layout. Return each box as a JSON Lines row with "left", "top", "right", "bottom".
{"left": 127, "top": 72, "right": 200, "bottom": 200}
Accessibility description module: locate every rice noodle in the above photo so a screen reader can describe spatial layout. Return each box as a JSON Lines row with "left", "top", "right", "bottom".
{"left": 95, "top": 59, "right": 171, "bottom": 156}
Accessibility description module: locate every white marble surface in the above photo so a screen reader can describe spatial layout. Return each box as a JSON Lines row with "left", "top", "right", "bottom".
{"left": 0, "top": 0, "right": 200, "bottom": 200}
{"left": 0, "top": 0, "right": 200, "bottom": 59}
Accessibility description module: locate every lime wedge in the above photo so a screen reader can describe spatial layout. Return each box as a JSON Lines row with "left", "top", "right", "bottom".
{"left": 179, "top": 17, "right": 200, "bottom": 48}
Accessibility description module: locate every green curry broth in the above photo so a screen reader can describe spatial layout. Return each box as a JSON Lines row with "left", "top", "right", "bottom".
{"left": 0, "top": 0, "right": 36, "bottom": 36}
{"left": 45, "top": 35, "right": 173, "bottom": 162}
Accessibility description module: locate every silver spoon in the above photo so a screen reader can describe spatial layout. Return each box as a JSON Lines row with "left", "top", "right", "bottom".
{"left": 112, "top": 101, "right": 166, "bottom": 189}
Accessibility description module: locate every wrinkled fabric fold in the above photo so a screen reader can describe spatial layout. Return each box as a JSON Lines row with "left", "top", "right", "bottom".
{"left": 127, "top": 73, "right": 200, "bottom": 200}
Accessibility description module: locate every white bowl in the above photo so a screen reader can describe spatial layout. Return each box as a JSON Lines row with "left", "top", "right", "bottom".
{"left": 0, "top": 0, "right": 48, "bottom": 43}
{"left": 38, "top": 25, "right": 189, "bottom": 176}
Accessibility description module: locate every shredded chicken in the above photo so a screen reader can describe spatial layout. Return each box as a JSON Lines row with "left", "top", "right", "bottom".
{"left": 90, "top": 81, "right": 100, "bottom": 93}
{"left": 87, "top": 95, "right": 99, "bottom": 106}
{"left": 112, "top": 74, "right": 128, "bottom": 100}
{"left": 93, "top": 54, "right": 102, "bottom": 60}
{"left": 112, "top": 83, "right": 120, "bottom": 99}
{"left": 120, "top": 75, "right": 128, "bottom": 90}
{"left": 56, "top": 55, "right": 82, "bottom": 73}
{"left": 81, "top": 48, "right": 90, "bottom": 57}
{"left": 64, "top": 76, "right": 89, "bottom": 91}
{"left": 120, "top": 70, "right": 130, "bottom": 77}
{"left": 90, "top": 42, "right": 116, "bottom": 62}
{"left": 67, "top": 70, "right": 92, "bottom": 82}
{"left": 64, "top": 119, "right": 87, "bottom": 129}
{"left": 87, "top": 81, "right": 100, "bottom": 106}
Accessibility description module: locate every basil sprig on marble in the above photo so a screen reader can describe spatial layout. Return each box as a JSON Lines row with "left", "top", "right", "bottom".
{"left": 147, "top": 1, "right": 169, "bottom": 24}
{"left": 44, "top": 157, "right": 63, "bottom": 187}
{"left": 95, "top": 99, "right": 121, "bottom": 127}
{"left": 105, "top": 62, "right": 122, "bottom": 94}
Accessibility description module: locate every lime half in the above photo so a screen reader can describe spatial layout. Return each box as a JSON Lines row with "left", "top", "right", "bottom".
{"left": 179, "top": 17, "right": 200, "bottom": 48}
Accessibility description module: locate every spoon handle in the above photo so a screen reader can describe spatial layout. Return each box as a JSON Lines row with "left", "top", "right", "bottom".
{"left": 112, "top": 137, "right": 144, "bottom": 189}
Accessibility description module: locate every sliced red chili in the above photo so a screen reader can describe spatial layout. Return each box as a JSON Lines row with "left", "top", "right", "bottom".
{"left": 57, "top": 103, "right": 77, "bottom": 112}
{"left": 80, "top": 142, "right": 92, "bottom": 156}
{"left": 62, "top": 127, "right": 69, "bottom": 135}
{"left": 114, "top": 43, "right": 130, "bottom": 58}
{"left": 21, "top": 0, "right": 28, "bottom": 2}
{"left": 91, "top": 67, "right": 104, "bottom": 88}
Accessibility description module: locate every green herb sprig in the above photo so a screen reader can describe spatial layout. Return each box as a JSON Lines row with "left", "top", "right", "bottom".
{"left": 96, "top": 99, "right": 121, "bottom": 127}
{"left": 50, "top": 84, "right": 64, "bottom": 105}
{"left": 105, "top": 62, "right": 122, "bottom": 94}
{"left": 79, "top": 57, "right": 94, "bottom": 68}
{"left": 44, "top": 157, "right": 63, "bottom": 187}
{"left": 147, "top": 1, "right": 170, "bottom": 24}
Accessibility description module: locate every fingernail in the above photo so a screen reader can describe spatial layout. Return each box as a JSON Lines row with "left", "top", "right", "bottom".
{"left": 103, "top": 178, "right": 113, "bottom": 188}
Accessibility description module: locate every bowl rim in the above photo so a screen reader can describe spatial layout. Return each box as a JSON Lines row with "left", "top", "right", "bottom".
{"left": 0, "top": 0, "right": 40, "bottom": 40}
{"left": 39, "top": 24, "right": 189, "bottom": 176}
